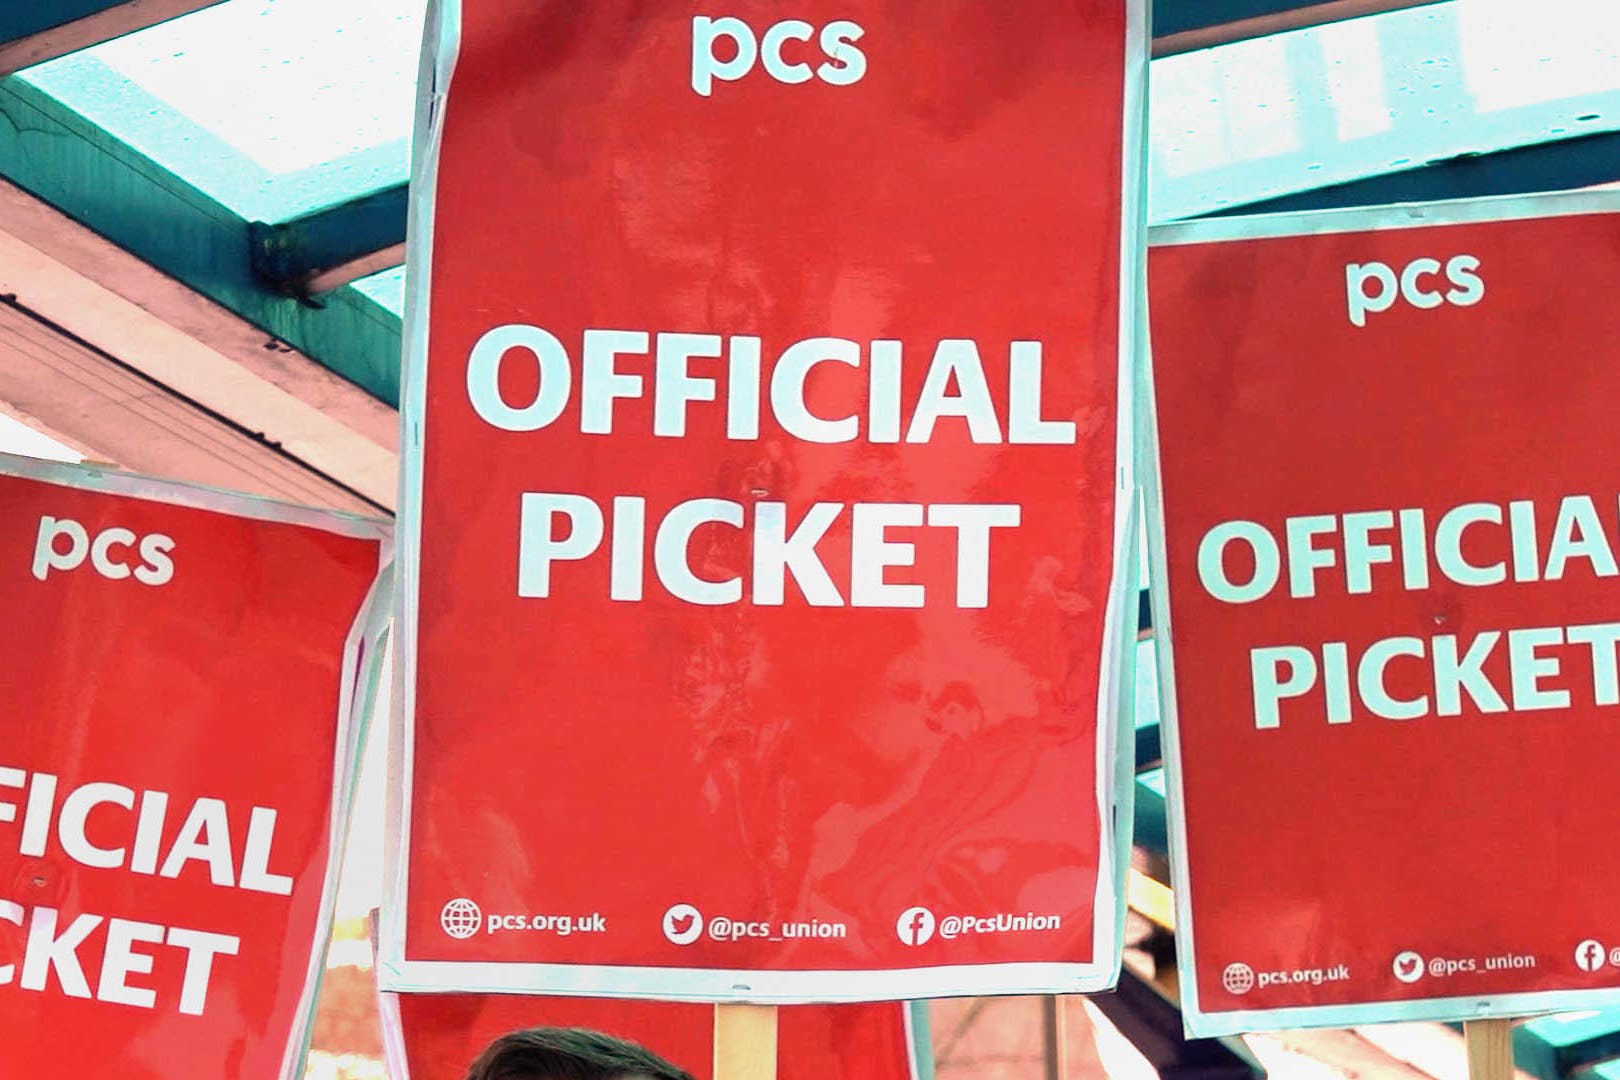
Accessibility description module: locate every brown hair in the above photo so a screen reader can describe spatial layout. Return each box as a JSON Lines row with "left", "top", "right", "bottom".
{"left": 464, "top": 1026, "right": 696, "bottom": 1080}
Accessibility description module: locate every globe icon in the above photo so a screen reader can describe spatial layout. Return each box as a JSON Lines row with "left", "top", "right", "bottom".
{"left": 440, "top": 898, "right": 482, "bottom": 940}
{"left": 1222, "top": 962, "right": 1255, "bottom": 995}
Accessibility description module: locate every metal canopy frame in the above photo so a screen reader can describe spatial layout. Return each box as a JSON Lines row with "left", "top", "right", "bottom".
{"left": 246, "top": 129, "right": 1620, "bottom": 308}
{"left": 1, "top": 0, "right": 1616, "bottom": 413}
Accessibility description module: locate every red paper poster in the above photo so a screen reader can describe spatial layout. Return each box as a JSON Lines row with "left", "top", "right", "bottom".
{"left": 1146, "top": 191, "right": 1620, "bottom": 1035}
{"left": 0, "top": 455, "right": 389, "bottom": 1076}
{"left": 383, "top": 0, "right": 1146, "bottom": 999}
{"left": 380, "top": 992, "right": 920, "bottom": 1080}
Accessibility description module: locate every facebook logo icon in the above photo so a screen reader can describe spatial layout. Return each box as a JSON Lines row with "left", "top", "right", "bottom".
{"left": 897, "top": 907, "right": 936, "bottom": 946}
{"left": 1576, "top": 939, "right": 1608, "bottom": 973}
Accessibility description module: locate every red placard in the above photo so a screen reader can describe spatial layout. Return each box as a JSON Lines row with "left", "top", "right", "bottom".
{"left": 381, "top": 992, "right": 919, "bottom": 1080}
{"left": 0, "top": 455, "right": 387, "bottom": 1076}
{"left": 384, "top": 0, "right": 1145, "bottom": 998}
{"left": 1146, "top": 192, "right": 1620, "bottom": 1034}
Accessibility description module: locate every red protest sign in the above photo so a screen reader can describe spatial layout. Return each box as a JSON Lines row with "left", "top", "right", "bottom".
{"left": 0, "top": 455, "right": 387, "bottom": 1075}
{"left": 384, "top": 0, "right": 1145, "bottom": 999}
{"left": 1145, "top": 191, "right": 1620, "bottom": 1034}
{"left": 381, "top": 993, "right": 919, "bottom": 1080}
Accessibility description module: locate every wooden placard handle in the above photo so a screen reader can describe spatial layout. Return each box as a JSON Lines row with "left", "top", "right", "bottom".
{"left": 1464, "top": 1018, "right": 1514, "bottom": 1080}
{"left": 1042, "top": 995, "right": 1068, "bottom": 1080}
{"left": 714, "top": 1003, "right": 778, "bottom": 1080}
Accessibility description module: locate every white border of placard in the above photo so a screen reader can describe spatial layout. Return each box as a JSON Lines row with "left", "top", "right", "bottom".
{"left": 379, "top": 0, "right": 1150, "bottom": 1000}
{"left": 0, "top": 451, "right": 391, "bottom": 1078}
{"left": 1141, "top": 187, "right": 1620, "bottom": 1037}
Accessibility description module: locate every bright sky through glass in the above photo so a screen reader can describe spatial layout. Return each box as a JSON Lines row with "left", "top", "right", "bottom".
{"left": 22, "top": 0, "right": 422, "bottom": 223}
{"left": 352, "top": 264, "right": 407, "bottom": 315}
{"left": 1149, "top": 0, "right": 1620, "bottom": 219}
{"left": 0, "top": 412, "right": 82, "bottom": 463}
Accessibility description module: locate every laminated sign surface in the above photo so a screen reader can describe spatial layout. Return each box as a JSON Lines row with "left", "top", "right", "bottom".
{"left": 1146, "top": 191, "right": 1620, "bottom": 1035}
{"left": 0, "top": 456, "right": 388, "bottom": 1077}
{"left": 385, "top": 0, "right": 1145, "bottom": 999}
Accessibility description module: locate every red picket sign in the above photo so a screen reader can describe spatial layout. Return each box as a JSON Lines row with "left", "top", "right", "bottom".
{"left": 0, "top": 454, "right": 389, "bottom": 1075}
{"left": 380, "top": 992, "right": 920, "bottom": 1080}
{"left": 1145, "top": 191, "right": 1620, "bottom": 1035}
{"left": 383, "top": 0, "right": 1146, "bottom": 999}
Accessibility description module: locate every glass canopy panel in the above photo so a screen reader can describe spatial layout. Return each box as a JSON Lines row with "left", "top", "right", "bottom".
{"left": 1150, "top": 0, "right": 1620, "bottom": 221}
{"left": 18, "top": 0, "right": 425, "bottom": 223}
{"left": 352, "top": 264, "right": 406, "bottom": 315}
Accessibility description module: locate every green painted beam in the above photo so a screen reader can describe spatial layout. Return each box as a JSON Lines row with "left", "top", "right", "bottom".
{"left": 906, "top": 1001, "right": 935, "bottom": 1080}
{"left": 1135, "top": 637, "right": 1162, "bottom": 768}
{"left": 1515, "top": 1011, "right": 1620, "bottom": 1080}
{"left": 0, "top": 77, "right": 401, "bottom": 405}
{"left": 250, "top": 182, "right": 409, "bottom": 296}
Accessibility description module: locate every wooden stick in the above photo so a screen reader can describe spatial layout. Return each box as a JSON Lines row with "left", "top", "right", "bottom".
{"left": 1464, "top": 1018, "right": 1514, "bottom": 1080}
{"left": 1041, "top": 995, "right": 1068, "bottom": 1080}
{"left": 714, "top": 1004, "right": 778, "bottom": 1080}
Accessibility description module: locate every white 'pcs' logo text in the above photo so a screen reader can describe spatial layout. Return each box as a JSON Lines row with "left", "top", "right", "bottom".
{"left": 692, "top": 16, "right": 866, "bottom": 97}
{"left": 1345, "top": 255, "right": 1483, "bottom": 327}
{"left": 32, "top": 515, "right": 175, "bottom": 586}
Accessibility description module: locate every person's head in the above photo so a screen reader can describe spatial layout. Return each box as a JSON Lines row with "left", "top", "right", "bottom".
{"left": 464, "top": 1026, "right": 696, "bottom": 1080}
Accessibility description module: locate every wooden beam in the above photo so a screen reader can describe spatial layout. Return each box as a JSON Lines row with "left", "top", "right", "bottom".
{"left": 0, "top": 177, "right": 396, "bottom": 511}
{"left": 305, "top": 242, "right": 407, "bottom": 296}
{"left": 0, "top": 1, "right": 227, "bottom": 75}
{"left": 0, "top": 300, "right": 377, "bottom": 514}
{"left": 1126, "top": 867, "right": 1177, "bottom": 932}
